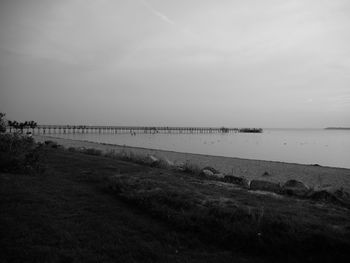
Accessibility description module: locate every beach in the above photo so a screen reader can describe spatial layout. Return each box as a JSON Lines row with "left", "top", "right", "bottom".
{"left": 34, "top": 135, "right": 350, "bottom": 192}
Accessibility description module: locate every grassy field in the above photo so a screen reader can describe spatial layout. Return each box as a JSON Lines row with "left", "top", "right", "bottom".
{"left": 1, "top": 142, "right": 350, "bottom": 262}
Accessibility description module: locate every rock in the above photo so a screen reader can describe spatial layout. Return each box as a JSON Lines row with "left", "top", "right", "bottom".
{"left": 334, "top": 188, "right": 350, "bottom": 200}
{"left": 214, "top": 173, "right": 225, "bottom": 179}
{"left": 149, "top": 155, "right": 158, "bottom": 162}
{"left": 200, "top": 166, "right": 222, "bottom": 178}
{"left": 144, "top": 155, "right": 159, "bottom": 166}
{"left": 224, "top": 175, "right": 250, "bottom": 188}
{"left": 314, "top": 187, "right": 350, "bottom": 202}
{"left": 262, "top": 171, "right": 271, "bottom": 177}
{"left": 241, "top": 178, "right": 251, "bottom": 189}
{"left": 155, "top": 158, "right": 174, "bottom": 168}
{"left": 282, "top": 180, "right": 309, "bottom": 197}
{"left": 308, "top": 190, "right": 341, "bottom": 204}
{"left": 202, "top": 166, "right": 219, "bottom": 174}
{"left": 44, "top": 140, "right": 58, "bottom": 148}
{"left": 164, "top": 158, "right": 174, "bottom": 167}
{"left": 224, "top": 175, "right": 244, "bottom": 184}
{"left": 250, "top": 180, "right": 281, "bottom": 193}
{"left": 201, "top": 169, "right": 215, "bottom": 177}
{"left": 175, "top": 163, "right": 185, "bottom": 172}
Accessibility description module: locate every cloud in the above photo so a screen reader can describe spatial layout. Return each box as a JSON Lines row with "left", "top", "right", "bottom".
{"left": 140, "top": 0, "right": 175, "bottom": 26}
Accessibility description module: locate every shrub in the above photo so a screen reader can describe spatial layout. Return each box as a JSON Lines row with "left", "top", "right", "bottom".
{"left": 0, "top": 113, "right": 6, "bottom": 133}
{"left": 0, "top": 133, "right": 45, "bottom": 174}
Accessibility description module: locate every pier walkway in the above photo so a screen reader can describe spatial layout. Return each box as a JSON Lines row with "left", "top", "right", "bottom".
{"left": 12, "top": 125, "right": 263, "bottom": 135}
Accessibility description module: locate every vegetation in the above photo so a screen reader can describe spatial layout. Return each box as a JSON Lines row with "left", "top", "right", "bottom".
{"left": 220, "top": 127, "right": 229, "bottom": 133}
{"left": 1, "top": 135, "right": 350, "bottom": 262}
{"left": 0, "top": 133, "right": 45, "bottom": 174}
{"left": 0, "top": 113, "right": 43, "bottom": 174}
{"left": 0, "top": 113, "right": 6, "bottom": 133}
{"left": 7, "top": 120, "right": 37, "bottom": 133}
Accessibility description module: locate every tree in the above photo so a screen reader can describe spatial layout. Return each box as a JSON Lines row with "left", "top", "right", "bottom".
{"left": 28, "top": 121, "right": 37, "bottom": 130}
{"left": 0, "top": 113, "right": 6, "bottom": 133}
{"left": 4, "top": 116, "right": 38, "bottom": 134}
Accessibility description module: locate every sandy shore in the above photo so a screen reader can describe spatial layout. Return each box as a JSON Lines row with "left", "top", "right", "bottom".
{"left": 34, "top": 135, "right": 350, "bottom": 192}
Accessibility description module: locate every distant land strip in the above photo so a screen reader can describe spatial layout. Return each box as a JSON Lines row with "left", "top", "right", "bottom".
{"left": 325, "top": 127, "right": 350, "bottom": 130}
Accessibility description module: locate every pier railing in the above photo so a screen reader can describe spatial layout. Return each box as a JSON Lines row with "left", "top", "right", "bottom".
{"left": 12, "top": 125, "right": 262, "bottom": 135}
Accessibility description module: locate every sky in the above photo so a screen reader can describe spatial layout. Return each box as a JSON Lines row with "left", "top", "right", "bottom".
{"left": 0, "top": 0, "right": 349, "bottom": 128}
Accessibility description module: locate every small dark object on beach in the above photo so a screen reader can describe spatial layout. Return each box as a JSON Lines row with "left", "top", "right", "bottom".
{"left": 44, "top": 140, "right": 58, "bottom": 148}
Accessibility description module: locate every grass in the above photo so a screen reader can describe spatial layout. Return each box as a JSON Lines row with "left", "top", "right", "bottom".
{"left": 1, "top": 138, "right": 350, "bottom": 262}
{"left": 106, "top": 171, "right": 350, "bottom": 261}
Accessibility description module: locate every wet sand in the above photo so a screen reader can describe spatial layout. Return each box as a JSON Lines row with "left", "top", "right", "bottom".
{"left": 34, "top": 135, "right": 350, "bottom": 191}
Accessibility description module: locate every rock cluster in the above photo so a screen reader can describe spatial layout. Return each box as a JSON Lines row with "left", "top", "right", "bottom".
{"left": 196, "top": 167, "right": 350, "bottom": 207}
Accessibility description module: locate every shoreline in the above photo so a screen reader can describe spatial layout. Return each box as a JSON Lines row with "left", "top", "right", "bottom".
{"left": 34, "top": 135, "right": 350, "bottom": 191}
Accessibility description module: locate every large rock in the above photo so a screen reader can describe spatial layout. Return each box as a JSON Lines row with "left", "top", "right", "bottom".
{"left": 282, "top": 180, "right": 309, "bottom": 197}
{"left": 250, "top": 180, "right": 281, "bottom": 193}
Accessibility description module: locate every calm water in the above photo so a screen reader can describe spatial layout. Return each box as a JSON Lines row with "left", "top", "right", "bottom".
{"left": 49, "top": 129, "right": 350, "bottom": 169}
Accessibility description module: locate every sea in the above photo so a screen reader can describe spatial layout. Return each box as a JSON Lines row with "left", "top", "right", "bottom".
{"left": 48, "top": 129, "right": 350, "bottom": 169}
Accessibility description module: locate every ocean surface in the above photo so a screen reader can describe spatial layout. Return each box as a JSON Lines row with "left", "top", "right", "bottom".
{"left": 48, "top": 129, "right": 350, "bottom": 169}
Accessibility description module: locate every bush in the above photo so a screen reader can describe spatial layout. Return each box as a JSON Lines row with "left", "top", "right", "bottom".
{"left": 0, "top": 113, "right": 6, "bottom": 133}
{"left": 0, "top": 133, "right": 45, "bottom": 174}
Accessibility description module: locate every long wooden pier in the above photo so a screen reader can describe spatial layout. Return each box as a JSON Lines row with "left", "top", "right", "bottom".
{"left": 13, "top": 125, "right": 263, "bottom": 135}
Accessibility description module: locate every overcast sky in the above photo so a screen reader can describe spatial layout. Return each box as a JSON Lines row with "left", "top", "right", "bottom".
{"left": 0, "top": 0, "right": 349, "bottom": 127}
